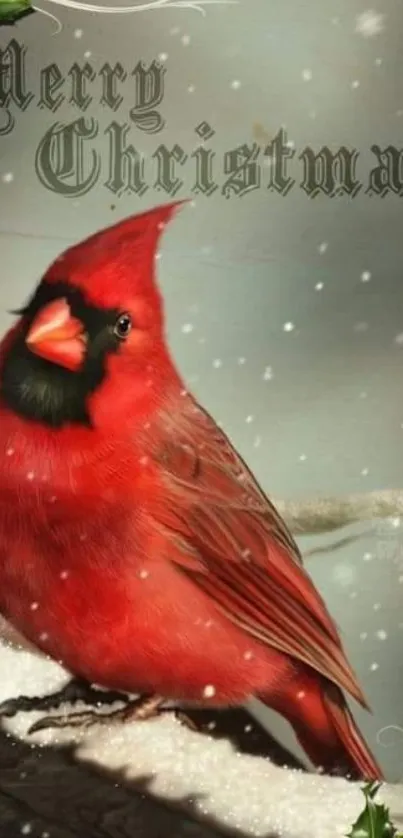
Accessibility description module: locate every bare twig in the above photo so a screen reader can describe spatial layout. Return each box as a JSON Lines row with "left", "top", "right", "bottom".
{"left": 275, "top": 489, "right": 402, "bottom": 536}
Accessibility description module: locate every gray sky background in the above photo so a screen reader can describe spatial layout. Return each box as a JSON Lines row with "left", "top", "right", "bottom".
{"left": 0, "top": 0, "right": 402, "bottom": 780}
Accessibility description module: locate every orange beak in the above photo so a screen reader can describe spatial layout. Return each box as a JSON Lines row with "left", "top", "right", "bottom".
{"left": 25, "top": 298, "right": 87, "bottom": 372}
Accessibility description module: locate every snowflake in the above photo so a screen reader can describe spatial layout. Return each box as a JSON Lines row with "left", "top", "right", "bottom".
{"left": 332, "top": 563, "right": 356, "bottom": 587}
{"left": 302, "top": 69, "right": 312, "bottom": 82}
{"left": 203, "top": 684, "right": 216, "bottom": 698}
{"left": 355, "top": 10, "right": 384, "bottom": 38}
{"left": 181, "top": 34, "right": 190, "bottom": 45}
{"left": 158, "top": 52, "right": 168, "bottom": 62}
{"left": 351, "top": 80, "right": 360, "bottom": 89}
{"left": 231, "top": 80, "right": 241, "bottom": 90}
{"left": 283, "top": 322, "right": 295, "bottom": 333}
{"left": 181, "top": 323, "right": 194, "bottom": 334}
{"left": 315, "top": 282, "right": 324, "bottom": 291}
{"left": 74, "top": 28, "right": 83, "bottom": 38}
{"left": 361, "top": 270, "right": 371, "bottom": 282}
{"left": 2, "top": 172, "right": 14, "bottom": 183}
{"left": 262, "top": 366, "right": 273, "bottom": 381}
{"left": 317, "top": 242, "right": 328, "bottom": 255}
{"left": 376, "top": 629, "right": 387, "bottom": 641}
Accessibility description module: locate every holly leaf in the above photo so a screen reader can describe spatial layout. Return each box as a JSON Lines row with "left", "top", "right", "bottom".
{"left": 0, "top": 0, "right": 35, "bottom": 25}
{"left": 346, "top": 782, "right": 403, "bottom": 838}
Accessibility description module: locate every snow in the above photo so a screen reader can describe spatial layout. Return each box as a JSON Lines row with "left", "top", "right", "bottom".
{"left": 231, "top": 80, "right": 241, "bottom": 89}
{"left": 317, "top": 242, "right": 328, "bottom": 254}
{"left": 332, "top": 563, "right": 357, "bottom": 587}
{"left": 302, "top": 69, "right": 312, "bottom": 82}
{"left": 283, "top": 322, "right": 295, "bottom": 333}
{"left": 0, "top": 638, "right": 402, "bottom": 838}
{"left": 355, "top": 11, "right": 384, "bottom": 38}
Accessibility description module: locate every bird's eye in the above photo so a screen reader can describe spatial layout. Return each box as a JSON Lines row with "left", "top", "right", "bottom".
{"left": 114, "top": 313, "right": 132, "bottom": 340}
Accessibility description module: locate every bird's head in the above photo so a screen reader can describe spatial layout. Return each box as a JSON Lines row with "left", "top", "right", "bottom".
{"left": 0, "top": 201, "right": 186, "bottom": 431}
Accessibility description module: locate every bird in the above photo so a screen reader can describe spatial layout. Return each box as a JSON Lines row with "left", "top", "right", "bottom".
{"left": 0, "top": 200, "right": 383, "bottom": 781}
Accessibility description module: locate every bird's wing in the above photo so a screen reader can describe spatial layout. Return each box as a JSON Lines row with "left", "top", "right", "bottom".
{"left": 150, "top": 397, "right": 368, "bottom": 708}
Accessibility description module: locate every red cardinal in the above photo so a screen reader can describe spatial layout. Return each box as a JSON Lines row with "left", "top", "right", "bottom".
{"left": 0, "top": 202, "right": 382, "bottom": 780}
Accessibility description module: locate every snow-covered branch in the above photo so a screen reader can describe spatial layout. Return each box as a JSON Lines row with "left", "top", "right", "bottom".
{"left": 275, "top": 489, "right": 402, "bottom": 536}
{"left": 0, "top": 644, "right": 401, "bottom": 838}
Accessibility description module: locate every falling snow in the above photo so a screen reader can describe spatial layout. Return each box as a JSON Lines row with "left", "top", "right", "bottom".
{"left": 203, "top": 684, "right": 216, "bottom": 698}
{"left": 355, "top": 10, "right": 384, "bottom": 38}
{"left": 332, "top": 563, "right": 357, "bottom": 587}
{"left": 2, "top": 172, "right": 14, "bottom": 183}
{"left": 361, "top": 271, "right": 371, "bottom": 282}
{"left": 283, "top": 322, "right": 295, "bottom": 332}
{"left": 317, "top": 242, "right": 328, "bottom": 254}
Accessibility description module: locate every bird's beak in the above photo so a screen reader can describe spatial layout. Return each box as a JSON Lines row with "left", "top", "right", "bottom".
{"left": 25, "top": 297, "right": 87, "bottom": 372}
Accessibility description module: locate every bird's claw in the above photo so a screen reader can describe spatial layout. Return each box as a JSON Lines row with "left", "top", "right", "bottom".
{"left": 0, "top": 678, "right": 129, "bottom": 722}
{"left": 27, "top": 700, "right": 199, "bottom": 736}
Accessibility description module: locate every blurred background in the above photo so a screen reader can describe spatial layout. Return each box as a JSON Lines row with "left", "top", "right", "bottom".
{"left": 0, "top": 0, "right": 402, "bottom": 781}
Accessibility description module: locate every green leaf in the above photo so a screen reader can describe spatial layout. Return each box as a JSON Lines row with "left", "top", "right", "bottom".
{"left": 346, "top": 782, "right": 402, "bottom": 838}
{"left": 0, "top": 0, "right": 35, "bottom": 25}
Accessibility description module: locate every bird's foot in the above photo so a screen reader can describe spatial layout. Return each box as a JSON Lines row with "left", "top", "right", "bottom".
{"left": 0, "top": 677, "right": 128, "bottom": 720}
{"left": 28, "top": 693, "right": 198, "bottom": 735}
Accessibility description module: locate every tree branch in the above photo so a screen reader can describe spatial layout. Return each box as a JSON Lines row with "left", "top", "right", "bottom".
{"left": 275, "top": 489, "right": 402, "bottom": 536}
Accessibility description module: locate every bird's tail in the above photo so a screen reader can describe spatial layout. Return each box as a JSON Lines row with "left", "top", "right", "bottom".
{"left": 261, "top": 672, "right": 384, "bottom": 781}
